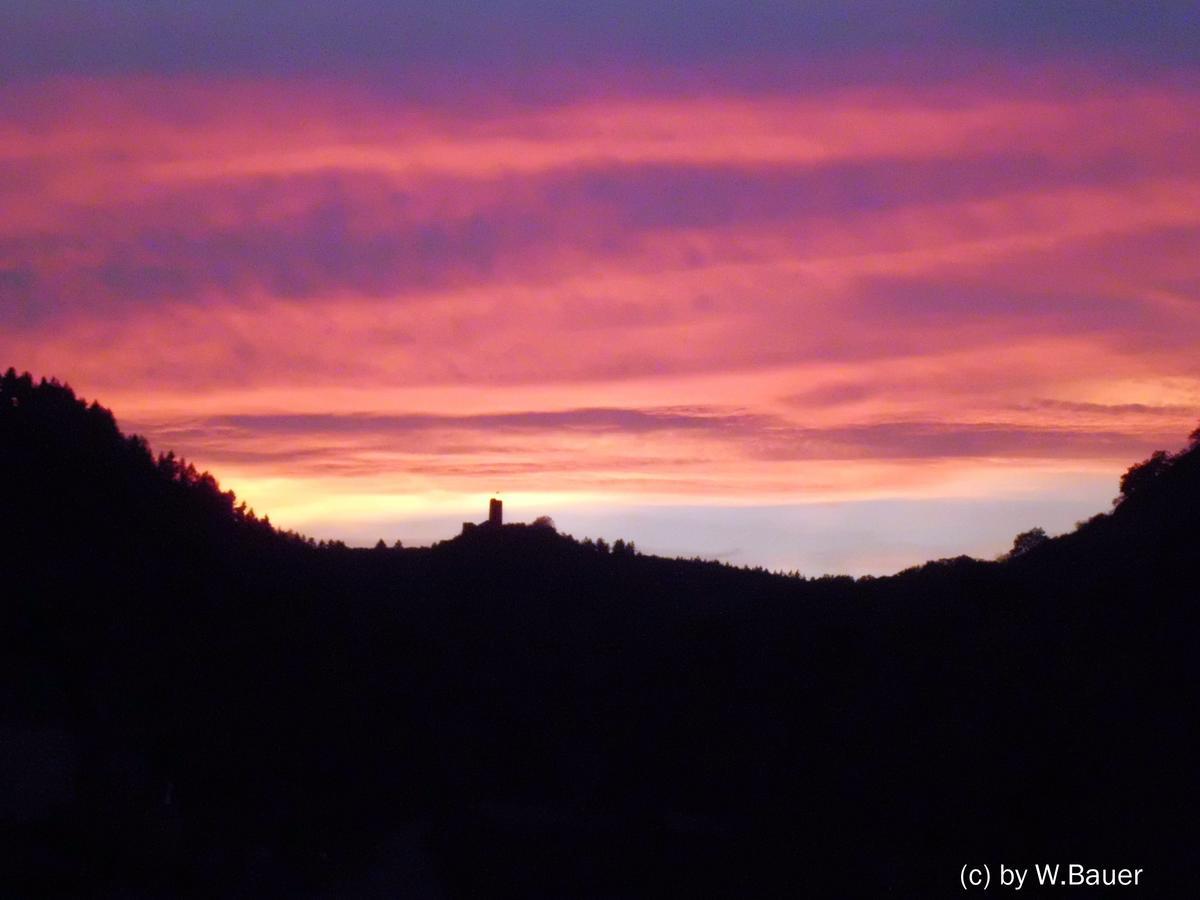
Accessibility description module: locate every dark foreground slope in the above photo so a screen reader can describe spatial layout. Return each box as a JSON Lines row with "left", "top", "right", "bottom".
{"left": 2, "top": 369, "right": 1197, "bottom": 898}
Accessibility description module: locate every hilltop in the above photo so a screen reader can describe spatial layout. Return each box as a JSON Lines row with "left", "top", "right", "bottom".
{"left": 2, "top": 369, "right": 1197, "bottom": 898}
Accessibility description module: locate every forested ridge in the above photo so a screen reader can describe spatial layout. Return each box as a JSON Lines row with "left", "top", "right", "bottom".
{"left": 3, "top": 369, "right": 1196, "bottom": 898}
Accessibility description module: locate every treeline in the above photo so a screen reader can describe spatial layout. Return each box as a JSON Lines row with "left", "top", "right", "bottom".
{"left": 2, "top": 369, "right": 1197, "bottom": 898}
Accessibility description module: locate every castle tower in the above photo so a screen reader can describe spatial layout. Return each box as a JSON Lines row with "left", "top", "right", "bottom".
{"left": 488, "top": 498, "right": 503, "bottom": 527}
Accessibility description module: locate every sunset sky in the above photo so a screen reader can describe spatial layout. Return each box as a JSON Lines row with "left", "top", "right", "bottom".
{"left": 3, "top": 2, "right": 1198, "bottom": 573}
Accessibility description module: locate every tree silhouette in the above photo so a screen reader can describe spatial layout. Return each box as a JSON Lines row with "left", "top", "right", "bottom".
{"left": 1117, "top": 449, "right": 1171, "bottom": 502}
{"left": 1007, "top": 526, "right": 1048, "bottom": 558}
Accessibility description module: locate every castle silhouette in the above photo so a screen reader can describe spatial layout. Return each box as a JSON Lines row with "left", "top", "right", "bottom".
{"left": 461, "top": 497, "right": 502, "bottom": 535}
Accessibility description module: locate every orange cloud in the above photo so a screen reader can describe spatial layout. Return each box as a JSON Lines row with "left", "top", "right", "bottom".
{"left": 2, "top": 71, "right": 1198, "bottom": 566}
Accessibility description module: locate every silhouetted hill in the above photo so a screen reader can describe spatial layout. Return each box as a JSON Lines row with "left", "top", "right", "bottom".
{"left": 2, "top": 369, "right": 1197, "bottom": 898}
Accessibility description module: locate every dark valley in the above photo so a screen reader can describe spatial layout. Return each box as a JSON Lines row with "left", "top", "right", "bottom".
{"left": 2, "top": 369, "right": 1196, "bottom": 898}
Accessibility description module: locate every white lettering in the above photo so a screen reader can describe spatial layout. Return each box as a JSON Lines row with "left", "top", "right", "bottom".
{"left": 1035, "top": 863, "right": 1060, "bottom": 886}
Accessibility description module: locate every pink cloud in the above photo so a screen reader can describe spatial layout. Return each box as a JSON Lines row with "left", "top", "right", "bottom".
{"left": 2, "top": 68, "right": 1199, "bottom": 560}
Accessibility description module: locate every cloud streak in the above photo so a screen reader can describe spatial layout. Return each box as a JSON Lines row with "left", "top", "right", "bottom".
{"left": 4, "top": 2, "right": 1197, "bottom": 83}
{"left": 2, "top": 7, "right": 1199, "bottom": 568}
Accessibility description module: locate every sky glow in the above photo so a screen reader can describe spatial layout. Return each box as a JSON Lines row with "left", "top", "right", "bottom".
{"left": 3, "top": 3, "right": 1198, "bottom": 572}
